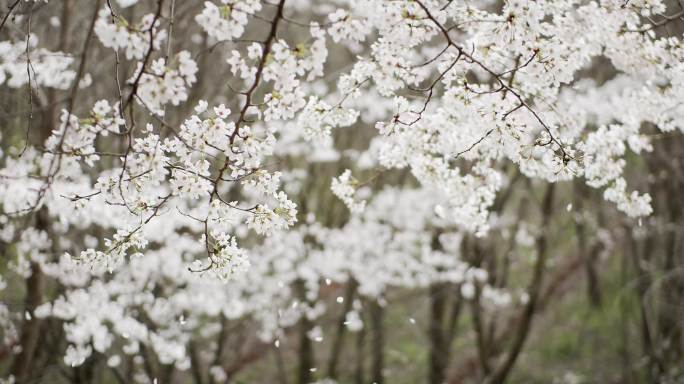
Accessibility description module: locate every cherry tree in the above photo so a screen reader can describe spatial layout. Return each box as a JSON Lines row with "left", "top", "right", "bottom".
{"left": 1, "top": 0, "right": 683, "bottom": 383}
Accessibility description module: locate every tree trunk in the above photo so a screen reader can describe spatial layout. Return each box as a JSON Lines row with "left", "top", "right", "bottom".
{"left": 428, "top": 283, "right": 449, "bottom": 384}
{"left": 327, "top": 278, "right": 357, "bottom": 379}
{"left": 573, "top": 180, "right": 602, "bottom": 307}
{"left": 369, "top": 300, "right": 384, "bottom": 384}
{"left": 296, "top": 281, "right": 313, "bottom": 384}
{"left": 354, "top": 310, "right": 366, "bottom": 384}
{"left": 11, "top": 261, "right": 45, "bottom": 383}
{"left": 486, "top": 183, "right": 555, "bottom": 384}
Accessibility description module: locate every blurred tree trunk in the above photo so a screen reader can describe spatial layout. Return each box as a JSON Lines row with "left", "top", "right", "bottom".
{"left": 647, "top": 134, "right": 684, "bottom": 376}
{"left": 11, "top": 260, "right": 45, "bottom": 383}
{"left": 573, "top": 180, "right": 602, "bottom": 307}
{"left": 369, "top": 300, "right": 384, "bottom": 384}
{"left": 354, "top": 310, "right": 366, "bottom": 384}
{"left": 486, "top": 183, "right": 555, "bottom": 384}
{"left": 627, "top": 229, "right": 662, "bottom": 381}
{"left": 619, "top": 252, "right": 634, "bottom": 384}
{"left": 327, "top": 278, "right": 357, "bottom": 379}
{"left": 296, "top": 280, "right": 313, "bottom": 384}
{"left": 428, "top": 283, "right": 449, "bottom": 384}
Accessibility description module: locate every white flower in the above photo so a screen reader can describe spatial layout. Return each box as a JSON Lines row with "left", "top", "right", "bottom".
{"left": 214, "top": 104, "right": 231, "bottom": 119}
{"left": 195, "top": 100, "right": 209, "bottom": 113}
{"left": 331, "top": 170, "right": 366, "bottom": 214}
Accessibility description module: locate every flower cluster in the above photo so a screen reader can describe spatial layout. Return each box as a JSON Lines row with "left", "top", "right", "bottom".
{"left": 331, "top": 170, "right": 366, "bottom": 214}
{"left": 133, "top": 51, "right": 198, "bottom": 115}
{"left": 196, "top": 0, "right": 261, "bottom": 42}
{"left": 2, "top": 0, "right": 684, "bottom": 379}
{"left": 94, "top": 9, "right": 167, "bottom": 60}
{"left": 0, "top": 34, "right": 75, "bottom": 89}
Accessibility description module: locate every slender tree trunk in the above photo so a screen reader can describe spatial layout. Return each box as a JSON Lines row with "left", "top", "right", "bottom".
{"left": 296, "top": 281, "right": 313, "bottom": 384}
{"left": 619, "top": 253, "right": 633, "bottom": 384}
{"left": 355, "top": 311, "right": 366, "bottom": 384}
{"left": 428, "top": 283, "right": 449, "bottom": 384}
{"left": 658, "top": 187, "right": 683, "bottom": 367}
{"left": 471, "top": 288, "right": 491, "bottom": 378}
{"left": 627, "top": 230, "right": 662, "bottom": 381}
{"left": 486, "top": 183, "right": 555, "bottom": 384}
{"left": 327, "top": 278, "right": 357, "bottom": 379}
{"left": 573, "top": 180, "right": 602, "bottom": 307}
{"left": 644, "top": 138, "right": 684, "bottom": 377}
{"left": 11, "top": 261, "right": 45, "bottom": 383}
{"left": 189, "top": 341, "right": 204, "bottom": 384}
{"left": 369, "top": 300, "right": 384, "bottom": 384}
{"left": 275, "top": 343, "right": 288, "bottom": 384}
{"left": 297, "top": 315, "right": 314, "bottom": 384}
